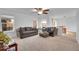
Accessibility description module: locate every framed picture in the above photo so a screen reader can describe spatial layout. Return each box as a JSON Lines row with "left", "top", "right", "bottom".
{"left": 1, "top": 17, "right": 14, "bottom": 31}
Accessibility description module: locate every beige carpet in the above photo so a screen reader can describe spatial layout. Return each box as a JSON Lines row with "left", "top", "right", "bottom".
{"left": 14, "top": 32, "right": 79, "bottom": 51}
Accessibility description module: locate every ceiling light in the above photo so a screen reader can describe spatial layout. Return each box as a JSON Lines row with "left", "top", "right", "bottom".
{"left": 38, "top": 11, "right": 43, "bottom": 14}
{"left": 42, "top": 8, "right": 49, "bottom": 10}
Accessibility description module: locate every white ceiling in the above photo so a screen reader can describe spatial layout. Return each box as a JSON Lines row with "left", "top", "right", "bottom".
{"left": 0, "top": 8, "right": 78, "bottom": 16}
{"left": 49, "top": 8, "right": 77, "bottom": 15}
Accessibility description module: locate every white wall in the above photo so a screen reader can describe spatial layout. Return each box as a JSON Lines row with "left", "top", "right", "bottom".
{"left": 56, "top": 16, "right": 76, "bottom": 32}
{"left": 49, "top": 11, "right": 77, "bottom": 32}
{"left": 14, "top": 14, "right": 34, "bottom": 28}
{"left": 76, "top": 10, "right": 79, "bottom": 43}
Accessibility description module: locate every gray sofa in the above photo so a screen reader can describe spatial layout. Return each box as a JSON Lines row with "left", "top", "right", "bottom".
{"left": 16, "top": 27, "right": 38, "bottom": 39}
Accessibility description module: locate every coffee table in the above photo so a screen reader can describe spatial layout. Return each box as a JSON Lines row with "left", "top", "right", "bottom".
{"left": 39, "top": 31, "right": 49, "bottom": 38}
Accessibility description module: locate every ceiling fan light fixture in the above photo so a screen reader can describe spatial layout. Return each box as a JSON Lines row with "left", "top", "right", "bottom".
{"left": 38, "top": 11, "right": 43, "bottom": 15}
{"left": 33, "top": 8, "right": 49, "bottom": 15}
{"left": 42, "top": 8, "right": 49, "bottom": 10}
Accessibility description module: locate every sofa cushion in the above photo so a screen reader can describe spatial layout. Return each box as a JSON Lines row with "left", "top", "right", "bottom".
{"left": 20, "top": 27, "right": 26, "bottom": 32}
{"left": 26, "top": 27, "right": 32, "bottom": 31}
{"left": 23, "top": 31, "right": 35, "bottom": 34}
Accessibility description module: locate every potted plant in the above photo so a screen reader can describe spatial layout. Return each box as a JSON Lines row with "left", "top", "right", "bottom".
{"left": 0, "top": 31, "right": 11, "bottom": 50}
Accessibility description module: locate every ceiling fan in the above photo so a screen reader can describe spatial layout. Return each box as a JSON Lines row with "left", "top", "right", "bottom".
{"left": 32, "top": 8, "right": 49, "bottom": 15}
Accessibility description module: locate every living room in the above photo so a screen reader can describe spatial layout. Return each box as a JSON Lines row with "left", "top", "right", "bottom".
{"left": 0, "top": 8, "right": 79, "bottom": 51}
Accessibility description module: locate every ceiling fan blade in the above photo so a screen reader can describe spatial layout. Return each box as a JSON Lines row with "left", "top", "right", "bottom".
{"left": 43, "top": 9, "right": 49, "bottom": 11}
{"left": 39, "top": 8, "right": 42, "bottom": 10}
{"left": 43, "top": 11, "right": 48, "bottom": 14}
{"left": 34, "top": 8, "right": 38, "bottom": 10}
